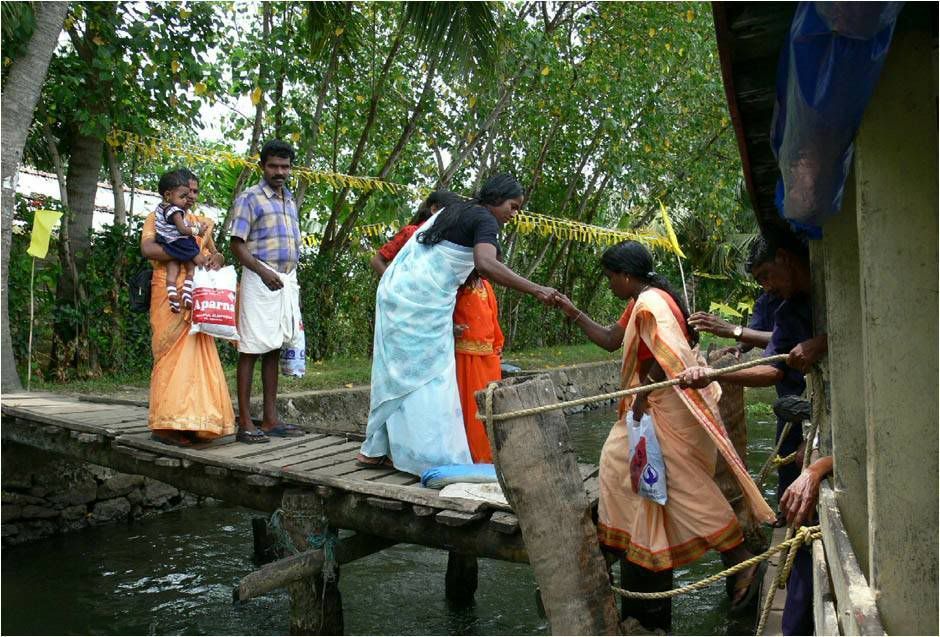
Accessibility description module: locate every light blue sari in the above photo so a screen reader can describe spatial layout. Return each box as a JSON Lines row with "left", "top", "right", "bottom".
{"left": 360, "top": 214, "right": 476, "bottom": 475}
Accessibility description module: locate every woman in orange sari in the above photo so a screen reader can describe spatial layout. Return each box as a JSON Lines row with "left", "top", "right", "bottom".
{"left": 553, "top": 241, "right": 774, "bottom": 614}
{"left": 453, "top": 271, "right": 504, "bottom": 462}
{"left": 140, "top": 169, "right": 236, "bottom": 445}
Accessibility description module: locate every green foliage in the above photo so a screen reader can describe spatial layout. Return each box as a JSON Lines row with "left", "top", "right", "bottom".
{"left": 11, "top": 0, "right": 768, "bottom": 375}
{"left": 8, "top": 196, "right": 154, "bottom": 382}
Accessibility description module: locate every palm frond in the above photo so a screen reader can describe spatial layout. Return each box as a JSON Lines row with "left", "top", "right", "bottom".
{"left": 402, "top": 1, "right": 499, "bottom": 73}
{"left": 303, "top": 2, "right": 362, "bottom": 59}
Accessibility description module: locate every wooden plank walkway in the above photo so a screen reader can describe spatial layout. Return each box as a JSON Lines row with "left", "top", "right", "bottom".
{"left": 758, "top": 525, "right": 788, "bottom": 636}
{"left": 1, "top": 392, "right": 600, "bottom": 563}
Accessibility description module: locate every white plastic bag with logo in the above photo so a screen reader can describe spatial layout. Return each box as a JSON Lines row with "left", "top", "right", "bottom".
{"left": 189, "top": 265, "right": 240, "bottom": 341}
{"left": 627, "top": 413, "right": 668, "bottom": 505}
{"left": 280, "top": 316, "right": 305, "bottom": 377}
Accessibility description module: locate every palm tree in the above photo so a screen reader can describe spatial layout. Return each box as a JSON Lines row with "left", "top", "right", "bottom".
{"left": 1, "top": 1, "right": 70, "bottom": 391}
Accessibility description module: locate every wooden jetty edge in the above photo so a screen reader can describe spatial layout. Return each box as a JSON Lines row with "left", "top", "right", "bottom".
{"left": 2, "top": 376, "right": 613, "bottom": 635}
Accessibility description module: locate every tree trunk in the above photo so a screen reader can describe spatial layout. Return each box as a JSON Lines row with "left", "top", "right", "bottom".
{"left": 0, "top": 1, "right": 69, "bottom": 391}
{"left": 106, "top": 143, "right": 127, "bottom": 225}
{"left": 218, "top": 3, "right": 271, "bottom": 242}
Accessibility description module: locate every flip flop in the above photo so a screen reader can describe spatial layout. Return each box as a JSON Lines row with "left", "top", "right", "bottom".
{"left": 236, "top": 429, "right": 271, "bottom": 444}
{"left": 355, "top": 454, "right": 394, "bottom": 468}
{"left": 151, "top": 432, "right": 192, "bottom": 447}
{"left": 262, "top": 422, "right": 305, "bottom": 437}
{"left": 729, "top": 561, "right": 767, "bottom": 615}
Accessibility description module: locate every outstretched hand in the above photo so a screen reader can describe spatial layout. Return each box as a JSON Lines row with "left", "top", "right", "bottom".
{"left": 677, "top": 365, "right": 715, "bottom": 389}
{"left": 688, "top": 312, "right": 734, "bottom": 338}
{"left": 551, "top": 291, "right": 581, "bottom": 319}
{"left": 532, "top": 285, "right": 559, "bottom": 306}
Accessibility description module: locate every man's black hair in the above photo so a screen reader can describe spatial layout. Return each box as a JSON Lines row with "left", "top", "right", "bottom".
{"left": 260, "top": 140, "right": 296, "bottom": 165}
{"left": 746, "top": 232, "right": 809, "bottom": 271}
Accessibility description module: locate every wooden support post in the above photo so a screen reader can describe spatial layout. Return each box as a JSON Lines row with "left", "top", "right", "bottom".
{"left": 445, "top": 552, "right": 478, "bottom": 606}
{"left": 619, "top": 559, "right": 673, "bottom": 633}
{"left": 280, "top": 490, "right": 343, "bottom": 636}
{"left": 477, "top": 375, "right": 620, "bottom": 636}
{"left": 252, "top": 516, "right": 277, "bottom": 564}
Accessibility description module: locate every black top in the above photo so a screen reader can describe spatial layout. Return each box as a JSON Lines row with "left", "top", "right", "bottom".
{"left": 438, "top": 205, "right": 500, "bottom": 249}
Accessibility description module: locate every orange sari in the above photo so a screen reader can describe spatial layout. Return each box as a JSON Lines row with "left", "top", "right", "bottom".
{"left": 142, "top": 212, "right": 235, "bottom": 440}
{"left": 454, "top": 278, "right": 504, "bottom": 463}
{"left": 597, "top": 289, "right": 774, "bottom": 571}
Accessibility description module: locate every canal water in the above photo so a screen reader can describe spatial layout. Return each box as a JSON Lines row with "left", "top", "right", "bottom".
{"left": 2, "top": 388, "right": 780, "bottom": 636}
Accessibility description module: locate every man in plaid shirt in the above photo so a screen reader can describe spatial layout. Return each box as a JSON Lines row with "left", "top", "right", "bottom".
{"left": 230, "top": 140, "right": 305, "bottom": 444}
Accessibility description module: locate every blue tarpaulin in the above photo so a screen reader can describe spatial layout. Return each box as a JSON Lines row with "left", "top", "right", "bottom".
{"left": 772, "top": 2, "right": 904, "bottom": 238}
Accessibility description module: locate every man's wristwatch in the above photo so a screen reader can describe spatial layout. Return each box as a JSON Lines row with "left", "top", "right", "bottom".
{"left": 732, "top": 325, "right": 744, "bottom": 340}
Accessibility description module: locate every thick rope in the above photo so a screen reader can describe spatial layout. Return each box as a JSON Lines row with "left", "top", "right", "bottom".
{"left": 609, "top": 526, "right": 820, "bottom": 600}
{"left": 772, "top": 451, "right": 799, "bottom": 468}
{"left": 755, "top": 421, "right": 795, "bottom": 489}
{"left": 755, "top": 417, "right": 822, "bottom": 635}
{"left": 479, "top": 354, "right": 789, "bottom": 422}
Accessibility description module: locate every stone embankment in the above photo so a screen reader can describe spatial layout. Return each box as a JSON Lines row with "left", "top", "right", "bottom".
{"left": 2, "top": 359, "right": 619, "bottom": 545}
{"left": 2, "top": 444, "right": 207, "bottom": 546}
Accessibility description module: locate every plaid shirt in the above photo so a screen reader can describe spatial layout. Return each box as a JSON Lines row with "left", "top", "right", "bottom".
{"left": 230, "top": 180, "right": 301, "bottom": 273}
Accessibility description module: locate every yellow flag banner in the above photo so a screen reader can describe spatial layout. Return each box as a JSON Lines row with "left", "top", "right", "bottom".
{"left": 300, "top": 212, "right": 678, "bottom": 255}
{"left": 27, "top": 209, "right": 63, "bottom": 259}
{"left": 110, "top": 130, "right": 411, "bottom": 197}
{"left": 657, "top": 199, "right": 686, "bottom": 259}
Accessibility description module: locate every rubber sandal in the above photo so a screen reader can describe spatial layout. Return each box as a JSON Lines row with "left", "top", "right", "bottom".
{"left": 236, "top": 429, "right": 271, "bottom": 444}
{"left": 263, "top": 422, "right": 305, "bottom": 437}
{"left": 729, "top": 561, "right": 767, "bottom": 615}
{"left": 355, "top": 454, "right": 393, "bottom": 468}
{"left": 151, "top": 432, "right": 192, "bottom": 447}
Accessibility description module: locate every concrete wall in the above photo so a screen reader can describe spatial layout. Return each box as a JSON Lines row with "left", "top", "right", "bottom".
{"left": 852, "top": 23, "right": 938, "bottom": 635}
{"left": 818, "top": 175, "right": 869, "bottom": 575}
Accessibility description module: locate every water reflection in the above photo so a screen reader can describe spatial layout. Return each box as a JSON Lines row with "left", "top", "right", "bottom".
{"left": 2, "top": 389, "right": 779, "bottom": 636}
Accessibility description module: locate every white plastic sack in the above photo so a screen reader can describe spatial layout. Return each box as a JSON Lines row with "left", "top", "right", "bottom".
{"left": 189, "top": 265, "right": 240, "bottom": 341}
{"left": 280, "top": 316, "right": 305, "bottom": 378}
{"left": 628, "top": 413, "right": 668, "bottom": 505}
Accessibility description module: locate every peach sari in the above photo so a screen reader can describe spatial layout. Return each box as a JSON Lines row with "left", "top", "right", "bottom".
{"left": 598, "top": 289, "right": 774, "bottom": 571}
{"left": 141, "top": 212, "right": 235, "bottom": 439}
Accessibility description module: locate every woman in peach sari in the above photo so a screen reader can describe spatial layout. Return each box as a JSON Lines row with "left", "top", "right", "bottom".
{"left": 140, "top": 169, "right": 235, "bottom": 445}
{"left": 453, "top": 271, "right": 504, "bottom": 463}
{"left": 554, "top": 241, "right": 774, "bottom": 615}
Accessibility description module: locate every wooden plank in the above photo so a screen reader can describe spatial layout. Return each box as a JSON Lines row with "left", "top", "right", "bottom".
{"left": 818, "top": 483, "right": 884, "bottom": 635}
{"left": 489, "top": 511, "right": 520, "bottom": 535}
{"left": 813, "top": 538, "right": 840, "bottom": 637}
{"left": 583, "top": 476, "right": 600, "bottom": 505}
{"left": 14, "top": 402, "right": 133, "bottom": 416}
{"left": 373, "top": 472, "right": 419, "bottom": 486}
{"left": 4, "top": 408, "right": 116, "bottom": 436}
{"left": 109, "top": 431, "right": 491, "bottom": 514}
{"left": 247, "top": 435, "right": 347, "bottom": 464}
{"left": 201, "top": 437, "right": 301, "bottom": 460}
{"left": 340, "top": 466, "right": 401, "bottom": 481}
{"left": 366, "top": 497, "right": 405, "bottom": 511}
{"left": 280, "top": 442, "right": 361, "bottom": 471}
{"left": 435, "top": 509, "right": 487, "bottom": 527}
{"left": 303, "top": 458, "right": 365, "bottom": 477}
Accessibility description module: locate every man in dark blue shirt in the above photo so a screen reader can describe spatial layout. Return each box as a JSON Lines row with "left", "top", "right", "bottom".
{"left": 689, "top": 291, "right": 783, "bottom": 357}
{"left": 680, "top": 235, "right": 827, "bottom": 505}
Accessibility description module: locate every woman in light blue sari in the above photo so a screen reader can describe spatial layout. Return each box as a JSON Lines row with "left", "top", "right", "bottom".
{"left": 357, "top": 174, "right": 558, "bottom": 476}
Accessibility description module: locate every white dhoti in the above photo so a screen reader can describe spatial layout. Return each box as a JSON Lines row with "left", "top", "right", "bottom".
{"left": 237, "top": 263, "right": 301, "bottom": 355}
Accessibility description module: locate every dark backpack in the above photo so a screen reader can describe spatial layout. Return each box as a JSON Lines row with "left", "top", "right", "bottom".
{"left": 129, "top": 265, "right": 153, "bottom": 313}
